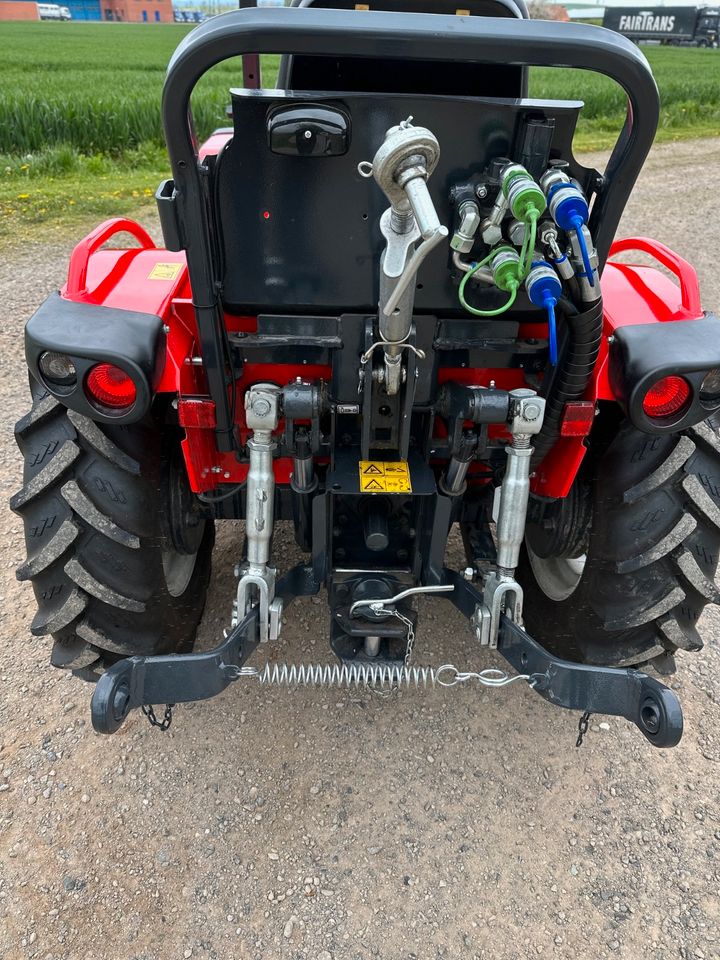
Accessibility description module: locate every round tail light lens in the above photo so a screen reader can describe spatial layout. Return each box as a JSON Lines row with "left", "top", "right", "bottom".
{"left": 642, "top": 376, "right": 691, "bottom": 419}
{"left": 38, "top": 351, "right": 76, "bottom": 389}
{"left": 85, "top": 363, "right": 137, "bottom": 411}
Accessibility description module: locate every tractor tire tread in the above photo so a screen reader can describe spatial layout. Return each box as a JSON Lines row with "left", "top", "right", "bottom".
{"left": 616, "top": 514, "right": 697, "bottom": 573}
{"left": 66, "top": 409, "right": 141, "bottom": 475}
{"left": 30, "top": 586, "right": 88, "bottom": 636}
{"left": 50, "top": 634, "right": 101, "bottom": 670}
{"left": 10, "top": 439, "right": 80, "bottom": 511}
{"left": 519, "top": 418, "right": 720, "bottom": 669}
{"left": 682, "top": 474, "right": 720, "bottom": 532}
{"left": 623, "top": 434, "right": 695, "bottom": 504}
{"left": 61, "top": 479, "right": 140, "bottom": 549}
{"left": 13, "top": 393, "right": 213, "bottom": 675}
{"left": 16, "top": 519, "right": 79, "bottom": 581}
{"left": 14, "top": 394, "right": 60, "bottom": 439}
{"left": 604, "top": 586, "right": 686, "bottom": 631}
{"left": 64, "top": 557, "right": 146, "bottom": 613}
{"left": 676, "top": 548, "right": 720, "bottom": 603}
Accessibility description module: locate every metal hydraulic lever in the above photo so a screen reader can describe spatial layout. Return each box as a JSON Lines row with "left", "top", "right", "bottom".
{"left": 359, "top": 117, "right": 448, "bottom": 395}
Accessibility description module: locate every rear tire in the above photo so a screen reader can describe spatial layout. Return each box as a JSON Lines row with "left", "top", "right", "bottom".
{"left": 11, "top": 382, "right": 214, "bottom": 678}
{"left": 517, "top": 419, "right": 720, "bottom": 671}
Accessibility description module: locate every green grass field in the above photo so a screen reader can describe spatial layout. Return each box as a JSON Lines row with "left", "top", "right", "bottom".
{"left": 1, "top": 21, "right": 719, "bottom": 238}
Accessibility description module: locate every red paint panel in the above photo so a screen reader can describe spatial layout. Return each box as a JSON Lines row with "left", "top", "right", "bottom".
{"left": 533, "top": 241, "right": 703, "bottom": 498}
{"left": 199, "top": 130, "right": 233, "bottom": 162}
{"left": 62, "top": 218, "right": 189, "bottom": 319}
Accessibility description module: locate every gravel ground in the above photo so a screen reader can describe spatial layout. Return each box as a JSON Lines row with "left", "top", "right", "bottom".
{"left": 1, "top": 139, "right": 720, "bottom": 960}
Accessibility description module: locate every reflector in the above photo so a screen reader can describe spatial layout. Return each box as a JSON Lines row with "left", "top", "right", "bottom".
{"left": 560, "top": 401, "right": 596, "bottom": 437}
{"left": 642, "top": 376, "right": 690, "bottom": 419}
{"left": 86, "top": 363, "right": 137, "bottom": 410}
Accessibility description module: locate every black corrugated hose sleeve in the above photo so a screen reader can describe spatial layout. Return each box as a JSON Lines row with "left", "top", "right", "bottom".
{"left": 531, "top": 296, "right": 604, "bottom": 469}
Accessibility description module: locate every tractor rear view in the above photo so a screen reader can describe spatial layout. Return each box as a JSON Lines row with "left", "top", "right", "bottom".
{"left": 13, "top": 0, "right": 720, "bottom": 746}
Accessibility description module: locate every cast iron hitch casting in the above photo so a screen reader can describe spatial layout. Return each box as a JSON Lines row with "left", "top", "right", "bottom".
{"left": 90, "top": 563, "right": 683, "bottom": 748}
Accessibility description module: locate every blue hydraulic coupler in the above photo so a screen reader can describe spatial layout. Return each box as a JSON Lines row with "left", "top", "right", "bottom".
{"left": 547, "top": 182, "right": 595, "bottom": 286}
{"left": 526, "top": 261, "right": 561, "bottom": 365}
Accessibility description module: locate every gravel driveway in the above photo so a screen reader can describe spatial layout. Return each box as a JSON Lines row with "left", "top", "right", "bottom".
{"left": 1, "top": 139, "right": 720, "bottom": 960}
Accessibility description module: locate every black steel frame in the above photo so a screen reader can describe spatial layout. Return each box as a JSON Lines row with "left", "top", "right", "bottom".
{"left": 160, "top": 6, "right": 659, "bottom": 451}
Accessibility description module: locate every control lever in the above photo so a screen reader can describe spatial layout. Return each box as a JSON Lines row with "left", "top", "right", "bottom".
{"left": 359, "top": 117, "right": 448, "bottom": 394}
{"left": 381, "top": 177, "right": 447, "bottom": 318}
{"left": 349, "top": 584, "right": 454, "bottom": 618}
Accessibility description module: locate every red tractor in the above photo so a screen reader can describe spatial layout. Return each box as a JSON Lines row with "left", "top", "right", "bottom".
{"left": 13, "top": 0, "right": 720, "bottom": 745}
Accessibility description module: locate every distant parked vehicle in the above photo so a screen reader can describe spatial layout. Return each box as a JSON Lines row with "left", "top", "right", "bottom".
{"left": 603, "top": 5, "right": 719, "bottom": 47}
{"left": 37, "top": 2, "right": 71, "bottom": 18}
{"left": 174, "top": 9, "right": 206, "bottom": 22}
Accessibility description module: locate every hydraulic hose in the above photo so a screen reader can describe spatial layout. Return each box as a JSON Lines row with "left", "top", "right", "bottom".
{"left": 531, "top": 295, "right": 603, "bottom": 468}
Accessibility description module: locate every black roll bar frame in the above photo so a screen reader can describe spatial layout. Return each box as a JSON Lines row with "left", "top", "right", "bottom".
{"left": 161, "top": 6, "right": 659, "bottom": 451}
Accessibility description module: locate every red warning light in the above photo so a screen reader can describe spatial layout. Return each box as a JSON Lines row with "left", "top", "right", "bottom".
{"left": 262, "top": 210, "right": 271, "bottom": 220}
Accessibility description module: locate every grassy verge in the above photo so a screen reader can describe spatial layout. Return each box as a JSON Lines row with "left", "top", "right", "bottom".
{"left": 1, "top": 23, "right": 718, "bottom": 243}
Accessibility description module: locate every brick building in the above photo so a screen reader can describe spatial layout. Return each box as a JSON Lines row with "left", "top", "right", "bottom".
{"left": 0, "top": 1, "right": 39, "bottom": 18}
{"left": 0, "top": 0, "right": 174, "bottom": 19}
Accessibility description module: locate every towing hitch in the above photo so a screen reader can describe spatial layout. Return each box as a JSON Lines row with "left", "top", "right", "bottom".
{"left": 90, "top": 564, "right": 683, "bottom": 747}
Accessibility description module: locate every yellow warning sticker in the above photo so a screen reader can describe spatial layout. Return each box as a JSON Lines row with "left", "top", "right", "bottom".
{"left": 147, "top": 262, "right": 183, "bottom": 281}
{"left": 358, "top": 460, "right": 412, "bottom": 493}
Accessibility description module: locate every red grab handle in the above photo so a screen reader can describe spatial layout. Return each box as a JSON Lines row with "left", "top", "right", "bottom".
{"left": 65, "top": 218, "right": 156, "bottom": 300}
{"left": 608, "top": 236, "right": 702, "bottom": 318}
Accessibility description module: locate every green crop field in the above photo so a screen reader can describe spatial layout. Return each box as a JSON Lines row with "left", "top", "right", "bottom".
{"left": 1, "top": 20, "right": 718, "bottom": 237}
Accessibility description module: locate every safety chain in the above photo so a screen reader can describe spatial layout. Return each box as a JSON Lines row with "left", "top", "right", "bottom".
{"left": 142, "top": 703, "right": 174, "bottom": 732}
{"left": 576, "top": 710, "right": 592, "bottom": 748}
{"left": 396, "top": 610, "right": 416, "bottom": 670}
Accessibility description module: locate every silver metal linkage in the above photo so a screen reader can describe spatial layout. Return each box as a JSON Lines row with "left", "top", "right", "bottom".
{"left": 348, "top": 583, "right": 454, "bottom": 618}
{"left": 234, "top": 383, "right": 283, "bottom": 643}
{"left": 474, "top": 388, "right": 546, "bottom": 649}
{"left": 359, "top": 117, "right": 448, "bottom": 395}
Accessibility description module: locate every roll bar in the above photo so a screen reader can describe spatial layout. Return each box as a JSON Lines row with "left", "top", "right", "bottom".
{"left": 161, "top": 7, "right": 659, "bottom": 451}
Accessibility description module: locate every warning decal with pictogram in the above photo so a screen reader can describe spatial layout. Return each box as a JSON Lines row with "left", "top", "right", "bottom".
{"left": 358, "top": 461, "right": 412, "bottom": 493}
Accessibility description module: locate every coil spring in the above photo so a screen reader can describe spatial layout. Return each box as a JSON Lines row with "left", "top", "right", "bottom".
{"left": 233, "top": 662, "right": 536, "bottom": 690}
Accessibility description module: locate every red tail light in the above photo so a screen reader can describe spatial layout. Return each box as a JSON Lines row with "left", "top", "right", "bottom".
{"left": 642, "top": 376, "right": 691, "bottom": 419}
{"left": 86, "top": 363, "right": 137, "bottom": 410}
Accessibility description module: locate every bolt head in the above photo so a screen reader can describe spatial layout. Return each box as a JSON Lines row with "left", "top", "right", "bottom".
{"left": 252, "top": 397, "right": 271, "bottom": 417}
{"left": 463, "top": 567, "right": 474, "bottom": 581}
{"left": 508, "top": 220, "right": 526, "bottom": 246}
{"left": 523, "top": 402, "right": 542, "bottom": 421}
{"left": 475, "top": 183, "right": 488, "bottom": 199}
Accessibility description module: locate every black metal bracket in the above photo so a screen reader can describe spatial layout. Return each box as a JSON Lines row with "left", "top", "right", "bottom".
{"left": 91, "top": 608, "right": 260, "bottom": 734}
{"left": 439, "top": 568, "right": 683, "bottom": 748}
{"left": 90, "top": 563, "right": 320, "bottom": 735}
{"left": 498, "top": 615, "right": 683, "bottom": 748}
